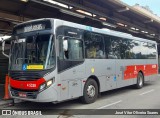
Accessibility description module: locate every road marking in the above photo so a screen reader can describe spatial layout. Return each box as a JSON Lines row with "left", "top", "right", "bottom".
{"left": 96, "top": 100, "right": 122, "bottom": 109}
{"left": 139, "top": 89, "right": 155, "bottom": 96}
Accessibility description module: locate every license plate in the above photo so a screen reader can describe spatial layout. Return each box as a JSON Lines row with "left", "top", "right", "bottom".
{"left": 18, "top": 92, "right": 27, "bottom": 98}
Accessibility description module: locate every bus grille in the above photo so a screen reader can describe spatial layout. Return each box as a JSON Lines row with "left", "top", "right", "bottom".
{"left": 10, "top": 87, "right": 38, "bottom": 99}
{"left": 9, "top": 72, "right": 41, "bottom": 80}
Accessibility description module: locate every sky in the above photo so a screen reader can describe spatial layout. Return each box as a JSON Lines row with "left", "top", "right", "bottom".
{"left": 121, "top": 0, "right": 160, "bottom": 16}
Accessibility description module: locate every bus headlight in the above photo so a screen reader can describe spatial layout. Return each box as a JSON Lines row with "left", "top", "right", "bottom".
{"left": 39, "top": 78, "right": 54, "bottom": 92}
{"left": 47, "top": 79, "right": 53, "bottom": 87}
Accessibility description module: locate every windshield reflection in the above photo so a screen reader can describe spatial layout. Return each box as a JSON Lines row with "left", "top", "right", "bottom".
{"left": 10, "top": 34, "right": 55, "bottom": 70}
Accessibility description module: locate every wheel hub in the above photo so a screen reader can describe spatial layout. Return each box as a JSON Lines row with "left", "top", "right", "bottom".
{"left": 87, "top": 85, "right": 95, "bottom": 98}
{"left": 139, "top": 76, "right": 143, "bottom": 86}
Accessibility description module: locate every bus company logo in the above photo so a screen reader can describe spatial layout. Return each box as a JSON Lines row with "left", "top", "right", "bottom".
{"left": 2, "top": 110, "right": 12, "bottom": 115}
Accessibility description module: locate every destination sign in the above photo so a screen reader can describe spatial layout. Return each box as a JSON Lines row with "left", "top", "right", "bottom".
{"left": 24, "top": 24, "right": 45, "bottom": 33}
{"left": 13, "top": 20, "right": 52, "bottom": 34}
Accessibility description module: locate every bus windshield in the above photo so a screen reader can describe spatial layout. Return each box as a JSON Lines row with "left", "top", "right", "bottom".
{"left": 10, "top": 34, "right": 55, "bottom": 71}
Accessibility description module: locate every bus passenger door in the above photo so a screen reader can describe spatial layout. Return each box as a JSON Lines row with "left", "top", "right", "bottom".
{"left": 57, "top": 35, "right": 85, "bottom": 101}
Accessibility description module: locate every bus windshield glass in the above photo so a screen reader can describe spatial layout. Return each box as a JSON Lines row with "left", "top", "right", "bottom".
{"left": 10, "top": 34, "right": 55, "bottom": 71}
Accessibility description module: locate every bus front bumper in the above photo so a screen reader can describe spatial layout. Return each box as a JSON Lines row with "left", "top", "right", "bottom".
{"left": 9, "top": 85, "right": 58, "bottom": 103}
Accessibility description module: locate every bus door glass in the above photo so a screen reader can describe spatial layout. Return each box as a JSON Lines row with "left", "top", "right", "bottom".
{"left": 57, "top": 26, "right": 85, "bottom": 100}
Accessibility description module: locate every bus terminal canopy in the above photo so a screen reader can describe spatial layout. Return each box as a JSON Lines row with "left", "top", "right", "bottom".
{"left": 0, "top": 0, "right": 160, "bottom": 42}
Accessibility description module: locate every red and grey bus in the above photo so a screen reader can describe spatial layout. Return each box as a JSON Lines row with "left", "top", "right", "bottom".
{"left": 3, "top": 18, "right": 158, "bottom": 103}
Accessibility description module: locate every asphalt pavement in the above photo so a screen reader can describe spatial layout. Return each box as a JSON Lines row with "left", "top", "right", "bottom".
{"left": 0, "top": 84, "right": 13, "bottom": 106}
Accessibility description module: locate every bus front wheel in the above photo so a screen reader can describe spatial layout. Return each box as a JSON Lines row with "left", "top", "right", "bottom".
{"left": 135, "top": 72, "right": 144, "bottom": 89}
{"left": 81, "top": 79, "right": 98, "bottom": 104}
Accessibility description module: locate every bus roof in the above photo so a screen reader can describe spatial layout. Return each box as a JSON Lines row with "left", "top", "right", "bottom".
{"left": 54, "top": 19, "right": 157, "bottom": 44}
{"left": 14, "top": 18, "right": 157, "bottom": 44}
{"left": 14, "top": 18, "right": 53, "bottom": 28}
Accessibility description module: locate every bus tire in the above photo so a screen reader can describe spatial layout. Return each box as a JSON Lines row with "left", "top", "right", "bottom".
{"left": 81, "top": 79, "right": 98, "bottom": 104}
{"left": 135, "top": 72, "right": 144, "bottom": 89}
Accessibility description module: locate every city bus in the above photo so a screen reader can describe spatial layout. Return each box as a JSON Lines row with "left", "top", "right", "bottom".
{"left": 3, "top": 18, "right": 158, "bottom": 104}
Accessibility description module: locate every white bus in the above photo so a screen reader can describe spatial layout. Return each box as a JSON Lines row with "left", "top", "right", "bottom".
{"left": 4, "top": 18, "right": 158, "bottom": 104}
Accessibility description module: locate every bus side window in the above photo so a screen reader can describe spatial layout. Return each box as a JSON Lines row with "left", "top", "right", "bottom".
{"left": 109, "top": 36, "right": 120, "bottom": 59}
{"left": 120, "top": 39, "right": 128, "bottom": 59}
{"left": 84, "top": 32, "right": 105, "bottom": 59}
{"left": 68, "top": 39, "right": 83, "bottom": 60}
{"left": 126, "top": 39, "right": 134, "bottom": 59}
{"left": 141, "top": 42, "right": 148, "bottom": 59}
{"left": 147, "top": 43, "right": 157, "bottom": 59}
{"left": 104, "top": 36, "right": 112, "bottom": 59}
{"left": 84, "top": 32, "right": 92, "bottom": 58}
{"left": 59, "top": 36, "right": 83, "bottom": 60}
{"left": 69, "top": 39, "right": 83, "bottom": 60}
{"left": 63, "top": 39, "right": 69, "bottom": 59}
{"left": 132, "top": 40, "right": 142, "bottom": 59}
{"left": 58, "top": 36, "right": 69, "bottom": 60}
{"left": 58, "top": 36, "right": 65, "bottom": 60}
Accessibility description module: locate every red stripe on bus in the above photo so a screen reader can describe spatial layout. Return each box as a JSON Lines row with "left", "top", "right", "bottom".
{"left": 10, "top": 78, "right": 46, "bottom": 90}
{"left": 124, "top": 64, "right": 158, "bottom": 80}
{"left": 57, "top": 84, "right": 61, "bottom": 86}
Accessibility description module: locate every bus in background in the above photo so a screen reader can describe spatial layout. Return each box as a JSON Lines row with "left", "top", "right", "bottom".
{"left": 2, "top": 18, "right": 158, "bottom": 104}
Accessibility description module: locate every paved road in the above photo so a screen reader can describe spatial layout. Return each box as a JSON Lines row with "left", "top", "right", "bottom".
{"left": 1, "top": 77, "right": 160, "bottom": 118}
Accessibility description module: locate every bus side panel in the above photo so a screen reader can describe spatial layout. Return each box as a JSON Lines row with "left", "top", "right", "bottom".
{"left": 58, "top": 63, "right": 85, "bottom": 101}
{"left": 85, "top": 59, "right": 117, "bottom": 92}
{"left": 116, "top": 60, "right": 134, "bottom": 88}
{"left": 116, "top": 59, "right": 149, "bottom": 88}
{"left": 145, "top": 59, "right": 158, "bottom": 82}
{"left": 69, "top": 80, "right": 81, "bottom": 98}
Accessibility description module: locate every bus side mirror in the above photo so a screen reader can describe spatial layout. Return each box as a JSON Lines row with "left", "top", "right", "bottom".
{"left": 2, "top": 40, "right": 9, "bottom": 58}
{"left": 63, "top": 40, "right": 68, "bottom": 51}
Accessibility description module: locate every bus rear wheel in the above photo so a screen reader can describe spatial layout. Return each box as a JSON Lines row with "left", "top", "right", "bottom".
{"left": 135, "top": 72, "right": 144, "bottom": 89}
{"left": 81, "top": 79, "right": 98, "bottom": 104}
